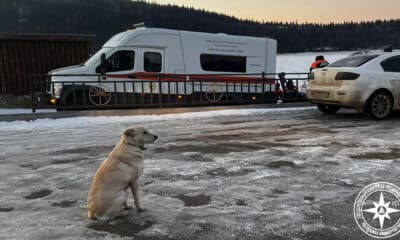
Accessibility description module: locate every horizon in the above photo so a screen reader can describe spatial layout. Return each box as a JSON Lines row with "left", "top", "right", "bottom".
{"left": 150, "top": 0, "right": 400, "bottom": 24}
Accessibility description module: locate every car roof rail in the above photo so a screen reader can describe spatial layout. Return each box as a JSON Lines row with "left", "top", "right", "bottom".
{"left": 133, "top": 22, "right": 152, "bottom": 29}
{"left": 350, "top": 50, "right": 369, "bottom": 56}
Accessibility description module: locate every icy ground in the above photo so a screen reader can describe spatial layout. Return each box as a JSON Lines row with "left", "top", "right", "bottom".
{"left": 1, "top": 108, "right": 400, "bottom": 240}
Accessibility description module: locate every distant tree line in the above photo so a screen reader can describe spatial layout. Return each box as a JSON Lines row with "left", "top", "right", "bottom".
{"left": 1, "top": 0, "right": 399, "bottom": 53}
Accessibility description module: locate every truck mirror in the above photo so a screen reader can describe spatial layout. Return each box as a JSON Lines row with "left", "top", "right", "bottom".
{"left": 100, "top": 53, "right": 106, "bottom": 75}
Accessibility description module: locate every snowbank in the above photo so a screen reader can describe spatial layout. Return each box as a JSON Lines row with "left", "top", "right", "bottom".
{"left": 0, "top": 109, "right": 55, "bottom": 115}
{"left": 0, "top": 107, "right": 315, "bottom": 132}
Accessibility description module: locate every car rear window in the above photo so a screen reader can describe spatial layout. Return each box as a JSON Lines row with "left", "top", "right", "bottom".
{"left": 329, "top": 55, "right": 379, "bottom": 67}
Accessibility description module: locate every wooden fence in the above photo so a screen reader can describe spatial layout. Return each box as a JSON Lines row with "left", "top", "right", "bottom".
{"left": 0, "top": 33, "right": 93, "bottom": 95}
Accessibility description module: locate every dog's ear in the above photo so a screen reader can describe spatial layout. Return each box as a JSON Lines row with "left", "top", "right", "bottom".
{"left": 124, "top": 128, "right": 135, "bottom": 137}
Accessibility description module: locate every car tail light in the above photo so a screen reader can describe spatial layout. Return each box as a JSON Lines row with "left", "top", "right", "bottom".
{"left": 335, "top": 72, "right": 360, "bottom": 80}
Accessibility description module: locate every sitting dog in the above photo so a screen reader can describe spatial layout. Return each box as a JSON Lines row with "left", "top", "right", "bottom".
{"left": 87, "top": 126, "right": 158, "bottom": 220}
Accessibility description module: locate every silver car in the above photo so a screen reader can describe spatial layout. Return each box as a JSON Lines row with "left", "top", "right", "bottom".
{"left": 307, "top": 52, "right": 400, "bottom": 120}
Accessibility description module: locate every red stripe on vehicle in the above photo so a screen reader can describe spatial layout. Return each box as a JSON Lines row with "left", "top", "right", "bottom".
{"left": 105, "top": 72, "right": 276, "bottom": 84}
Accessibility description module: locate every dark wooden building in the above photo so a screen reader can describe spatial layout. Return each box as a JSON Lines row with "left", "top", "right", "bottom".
{"left": 0, "top": 34, "right": 93, "bottom": 95}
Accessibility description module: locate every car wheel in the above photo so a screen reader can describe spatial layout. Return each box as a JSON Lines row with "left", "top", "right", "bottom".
{"left": 368, "top": 91, "right": 393, "bottom": 120}
{"left": 317, "top": 104, "right": 341, "bottom": 114}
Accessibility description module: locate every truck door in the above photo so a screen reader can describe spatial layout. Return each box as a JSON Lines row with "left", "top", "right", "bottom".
{"left": 99, "top": 48, "right": 134, "bottom": 78}
{"left": 139, "top": 49, "right": 165, "bottom": 94}
{"left": 96, "top": 48, "right": 137, "bottom": 95}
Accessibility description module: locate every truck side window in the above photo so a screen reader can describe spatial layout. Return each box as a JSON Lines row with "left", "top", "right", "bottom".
{"left": 96, "top": 50, "right": 135, "bottom": 73}
{"left": 144, "top": 52, "right": 162, "bottom": 72}
{"left": 200, "top": 54, "right": 247, "bottom": 73}
{"left": 381, "top": 57, "right": 400, "bottom": 73}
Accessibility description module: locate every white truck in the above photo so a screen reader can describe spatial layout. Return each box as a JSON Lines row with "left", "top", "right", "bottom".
{"left": 48, "top": 26, "right": 277, "bottom": 106}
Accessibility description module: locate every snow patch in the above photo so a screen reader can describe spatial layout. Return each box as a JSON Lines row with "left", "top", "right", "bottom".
{"left": 0, "top": 108, "right": 55, "bottom": 115}
{"left": 0, "top": 107, "right": 315, "bottom": 132}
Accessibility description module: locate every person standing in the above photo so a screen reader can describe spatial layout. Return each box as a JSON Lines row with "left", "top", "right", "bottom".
{"left": 310, "top": 55, "right": 329, "bottom": 72}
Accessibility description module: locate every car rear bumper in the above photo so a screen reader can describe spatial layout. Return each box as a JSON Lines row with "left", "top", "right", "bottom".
{"left": 307, "top": 87, "right": 364, "bottom": 109}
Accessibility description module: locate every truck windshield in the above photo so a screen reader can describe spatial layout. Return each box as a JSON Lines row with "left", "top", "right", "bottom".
{"left": 329, "top": 55, "right": 379, "bottom": 68}
{"left": 84, "top": 48, "right": 114, "bottom": 66}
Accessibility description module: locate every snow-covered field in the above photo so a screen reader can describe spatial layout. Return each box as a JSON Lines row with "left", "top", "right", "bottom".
{"left": 277, "top": 51, "right": 351, "bottom": 73}
{"left": 277, "top": 49, "right": 399, "bottom": 73}
{"left": 1, "top": 107, "right": 400, "bottom": 239}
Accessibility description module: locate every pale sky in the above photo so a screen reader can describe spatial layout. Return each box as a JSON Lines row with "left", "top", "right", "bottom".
{"left": 151, "top": 0, "right": 400, "bottom": 23}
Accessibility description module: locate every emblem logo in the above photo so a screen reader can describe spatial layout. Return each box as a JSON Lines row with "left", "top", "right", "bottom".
{"left": 354, "top": 182, "right": 400, "bottom": 239}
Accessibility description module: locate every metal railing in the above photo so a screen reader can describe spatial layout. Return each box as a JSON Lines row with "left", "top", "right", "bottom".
{"left": 31, "top": 72, "right": 309, "bottom": 112}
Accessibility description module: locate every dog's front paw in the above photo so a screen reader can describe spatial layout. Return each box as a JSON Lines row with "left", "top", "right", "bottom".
{"left": 123, "top": 205, "right": 133, "bottom": 210}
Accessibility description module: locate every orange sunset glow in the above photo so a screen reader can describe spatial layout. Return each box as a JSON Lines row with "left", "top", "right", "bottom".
{"left": 152, "top": 0, "right": 400, "bottom": 23}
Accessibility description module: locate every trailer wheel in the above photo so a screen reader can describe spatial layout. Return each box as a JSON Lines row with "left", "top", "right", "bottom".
{"left": 88, "top": 85, "right": 112, "bottom": 106}
{"left": 205, "top": 83, "right": 224, "bottom": 103}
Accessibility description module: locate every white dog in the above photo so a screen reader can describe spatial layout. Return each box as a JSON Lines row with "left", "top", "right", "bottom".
{"left": 87, "top": 126, "right": 157, "bottom": 220}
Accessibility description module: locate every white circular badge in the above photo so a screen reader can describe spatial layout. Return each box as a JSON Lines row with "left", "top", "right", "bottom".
{"left": 354, "top": 182, "right": 400, "bottom": 239}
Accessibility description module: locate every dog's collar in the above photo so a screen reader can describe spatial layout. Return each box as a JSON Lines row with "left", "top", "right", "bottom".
{"left": 126, "top": 142, "right": 146, "bottom": 151}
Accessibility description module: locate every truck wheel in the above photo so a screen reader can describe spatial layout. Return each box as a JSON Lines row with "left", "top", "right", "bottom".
{"left": 367, "top": 91, "right": 393, "bottom": 120}
{"left": 61, "top": 91, "right": 89, "bottom": 111}
{"left": 317, "top": 104, "right": 341, "bottom": 114}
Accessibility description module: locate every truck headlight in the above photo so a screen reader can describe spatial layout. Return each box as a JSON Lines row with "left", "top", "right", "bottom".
{"left": 49, "top": 98, "right": 57, "bottom": 105}
{"left": 52, "top": 83, "right": 63, "bottom": 98}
